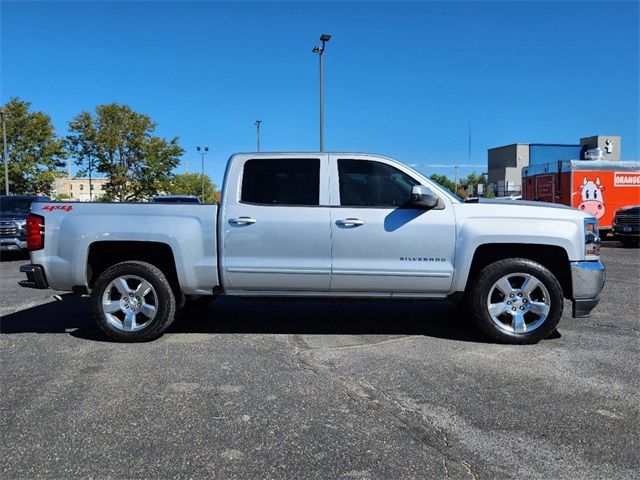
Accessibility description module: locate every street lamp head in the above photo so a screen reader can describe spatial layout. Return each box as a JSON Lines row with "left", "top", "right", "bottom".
{"left": 197, "top": 146, "right": 201, "bottom": 152}
{"left": 312, "top": 46, "right": 321, "bottom": 54}
{"left": 205, "top": 147, "right": 209, "bottom": 152}
{"left": 320, "top": 34, "right": 331, "bottom": 42}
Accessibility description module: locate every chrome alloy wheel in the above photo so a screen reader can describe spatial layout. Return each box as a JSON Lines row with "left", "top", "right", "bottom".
{"left": 486, "top": 273, "right": 551, "bottom": 334}
{"left": 101, "top": 275, "right": 158, "bottom": 332}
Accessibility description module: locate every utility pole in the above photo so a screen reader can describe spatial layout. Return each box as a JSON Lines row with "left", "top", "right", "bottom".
{"left": 454, "top": 165, "right": 460, "bottom": 195}
{"left": 312, "top": 33, "right": 331, "bottom": 152}
{"left": 255, "top": 120, "right": 262, "bottom": 152}
{"left": 196, "top": 146, "right": 209, "bottom": 201}
{"left": 468, "top": 121, "right": 471, "bottom": 164}
{"left": 1, "top": 109, "right": 9, "bottom": 195}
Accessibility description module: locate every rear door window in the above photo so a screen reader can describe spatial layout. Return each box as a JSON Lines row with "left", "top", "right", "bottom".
{"left": 241, "top": 159, "right": 320, "bottom": 206}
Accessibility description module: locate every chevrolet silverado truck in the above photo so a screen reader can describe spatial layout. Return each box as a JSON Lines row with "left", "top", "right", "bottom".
{"left": 20, "top": 153, "right": 605, "bottom": 344}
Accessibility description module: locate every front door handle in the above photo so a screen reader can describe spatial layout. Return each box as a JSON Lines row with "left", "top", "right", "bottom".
{"left": 336, "top": 218, "right": 365, "bottom": 227}
{"left": 229, "top": 216, "right": 257, "bottom": 225}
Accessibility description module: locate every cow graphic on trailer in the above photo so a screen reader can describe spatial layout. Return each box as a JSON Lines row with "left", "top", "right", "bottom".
{"left": 578, "top": 177, "right": 606, "bottom": 220}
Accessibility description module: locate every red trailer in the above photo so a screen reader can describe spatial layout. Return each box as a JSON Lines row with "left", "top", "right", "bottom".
{"left": 522, "top": 160, "right": 640, "bottom": 231}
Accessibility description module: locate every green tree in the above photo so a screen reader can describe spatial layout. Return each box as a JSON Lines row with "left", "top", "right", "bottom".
{"left": 463, "top": 172, "right": 479, "bottom": 189}
{"left": 429, "top": 174, "right": 456, "bottom": 193}
{"left": 67, "top": 103, "right": 183, "bottom": 201}
{"left": 1, "top": 98, "right": 66, "bottom": 194}
{"left": 168, "top": 173, "right": 218, "bottom": 203}
{"left": 66, "top": 111, "right": 97, "bottom": 180}
{"left": 456, "top": 187, "right": 469, "bottom": 199}
{"left": 484, "top": 184, "right": 496, "bottom": 198}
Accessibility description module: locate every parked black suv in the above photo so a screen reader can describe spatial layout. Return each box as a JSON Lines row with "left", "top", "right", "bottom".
{"left": 612, "top": 205, "right": 640, "bottom": 247}
{"left": 0, "top": 195, "right": 50, "bottom": 252}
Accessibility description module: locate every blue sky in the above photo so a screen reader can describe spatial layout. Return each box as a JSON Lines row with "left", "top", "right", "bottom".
{"left": 2, "top": 1, "right": 638, "bottom": 186}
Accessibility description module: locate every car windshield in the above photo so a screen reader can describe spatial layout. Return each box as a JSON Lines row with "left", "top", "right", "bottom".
{"left": 426, "top": 179, "right": 463, "bottom": 202}
{"left": 0, "top": 197, "right": 34, "bottom": 213}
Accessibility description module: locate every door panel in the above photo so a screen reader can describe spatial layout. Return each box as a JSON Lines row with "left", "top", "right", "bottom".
{"left": 222, "top": 156, "right": 331, "bottom": 291}
{"left": 329, "top": 157, "right": 456, "bottom": 293}
{"left": 330, "top": 207, "right": 455, "bottom": 292}
{"left": 224, "top": 205, "right": 331, "bottom": 290}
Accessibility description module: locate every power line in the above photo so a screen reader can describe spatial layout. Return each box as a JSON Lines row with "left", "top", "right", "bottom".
{"left": 410, "top": 163, "right": 485, "bottom": 168}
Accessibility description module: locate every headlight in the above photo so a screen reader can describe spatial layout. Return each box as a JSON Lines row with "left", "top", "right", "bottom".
{"left": 16, "top": 220, "right": 27, "bottom": 239}
{"left": 584, "top": 218, "right": 601, "bottom": 257}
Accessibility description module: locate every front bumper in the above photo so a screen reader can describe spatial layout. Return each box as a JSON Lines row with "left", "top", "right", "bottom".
{"left": 613, "top": 225, "right": 639, "bottom": 238}
{"left": 19, "top": 264, "right": 49, "bottom": 289}
{"left": 570, "top": 260, "right": 605, "bottom": 318}
{"left": 0, "top": 237, "right": 27, "bottom": 251}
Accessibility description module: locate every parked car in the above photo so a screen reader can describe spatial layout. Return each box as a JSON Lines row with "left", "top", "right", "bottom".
{"left": 612, "top": 205, "right": 639, "bottom": 246}
{"left": 20, "top": 152, "right": 604, "bottom": 344}
{"left": 151, "top": 195, "right": 201, "bottom": 204}
{"left": 0, "top": 195, "right": 50, "bottom": 252}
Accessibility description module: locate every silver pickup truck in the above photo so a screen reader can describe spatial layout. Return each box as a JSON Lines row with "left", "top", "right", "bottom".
{"left": 20, "top": 152, "right": 605, "bottom": 344}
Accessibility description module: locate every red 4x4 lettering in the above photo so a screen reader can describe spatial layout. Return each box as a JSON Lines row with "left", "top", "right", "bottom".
{"left": 42, "top": 205, "right": 73, "bottom": 212}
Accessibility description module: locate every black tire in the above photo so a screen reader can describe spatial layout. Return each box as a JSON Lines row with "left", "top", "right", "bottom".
{"left": 467, "top": 258, "right": 563, "bottom": 344}
{"left": 91, "top": 261, "right": 176, "bottom": 342}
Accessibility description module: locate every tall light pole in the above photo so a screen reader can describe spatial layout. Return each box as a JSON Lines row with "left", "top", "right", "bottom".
{"left": 255, "top": 120, "right": 262, "bottom": 152}
{"left": 312, "top": 33, "right": 331, "bottom": 152}
{"left": 1, "top": 109, "right": 9, "bottom": 195}
{"left": 196, "top": 146, "right": 209, "bottom": 201}
{"left": 88, "top": 151, "right": 93, "bottom": 202}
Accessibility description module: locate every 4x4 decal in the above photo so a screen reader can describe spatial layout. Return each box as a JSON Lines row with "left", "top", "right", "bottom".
{"left": 42, "top": 205, "right": 73, "bottom": 212}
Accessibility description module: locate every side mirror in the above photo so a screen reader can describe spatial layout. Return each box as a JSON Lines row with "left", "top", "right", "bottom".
{"left": 411, "top": 185, "right": 439, "bottom": 209}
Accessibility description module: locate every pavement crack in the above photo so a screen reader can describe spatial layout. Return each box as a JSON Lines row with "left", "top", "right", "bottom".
{"left": 585, "top": 322, "right": 638, "bottom": 333}
{"left": 461, "top": 459, "right": 479, "bottom": 480}
{"left": 288, "top": 334, "right": 480, "bottom": 479}
{"left": 319, "top": 335, "right": 425, "bottom": 352}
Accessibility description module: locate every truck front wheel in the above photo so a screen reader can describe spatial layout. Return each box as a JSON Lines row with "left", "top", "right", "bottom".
{"left": 467, "top": 258, "right": 563, "bottom": 344}
{"left": 91, "top": 261, "right": 176, "bottom": 342}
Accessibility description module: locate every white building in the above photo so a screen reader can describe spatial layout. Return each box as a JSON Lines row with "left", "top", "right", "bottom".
{"left": 53, "top": 177, "right": 108, "bottom": 201}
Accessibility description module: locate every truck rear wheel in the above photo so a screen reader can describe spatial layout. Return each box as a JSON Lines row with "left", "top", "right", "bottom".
{"left": 91, "top": 261, "right": 176, "bottom": 342}
{"left": 467, "top": 258, "right": 563, "bottom": 344}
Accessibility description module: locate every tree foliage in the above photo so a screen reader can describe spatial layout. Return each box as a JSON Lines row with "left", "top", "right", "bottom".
{"left": 1, "top": 98, "right": 66, "bottom": 194}
{"left": 430, "top": 171, "right": 494, "bottom": 198}
{"left": 67, "top": 103, "right": 183, "bottom": 201}
{"left": 66, "top": 111, "right": 97, "bottom": 179}
{"left": 429, "top": 174, "right": 456, "bottom": 193}
{"left": 168, "top": 173, "right": 218, "bottom": 203}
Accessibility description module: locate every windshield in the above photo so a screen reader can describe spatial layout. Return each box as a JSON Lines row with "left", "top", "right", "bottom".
{"left": 0, "top": 197, "right": 34, "bottom": 213}
{"left": 426, "top": 178, "right": 463, "bottom": 202}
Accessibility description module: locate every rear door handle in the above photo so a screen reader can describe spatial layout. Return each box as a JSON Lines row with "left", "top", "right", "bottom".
{"left": 229, "top": 216, "right": 256, "bottom": 225}
{"left": 336, "top": 218, "right": 365, "bottom": 227}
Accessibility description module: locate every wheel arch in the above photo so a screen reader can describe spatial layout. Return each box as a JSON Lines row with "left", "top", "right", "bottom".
{"left": 86, "top": 241, "right": 182, "bottom": 300}
{"left": 464, "top": 243, "right": 572, "bottom": 299}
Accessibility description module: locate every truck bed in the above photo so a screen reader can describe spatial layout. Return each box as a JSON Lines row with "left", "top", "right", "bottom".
{"left": 29, "top": 202, "right": 219, "bottom": 295}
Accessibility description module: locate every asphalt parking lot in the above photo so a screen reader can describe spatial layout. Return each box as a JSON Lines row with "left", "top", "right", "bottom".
{"left": 1, "top": 244, "right": 638, "bottom": 480}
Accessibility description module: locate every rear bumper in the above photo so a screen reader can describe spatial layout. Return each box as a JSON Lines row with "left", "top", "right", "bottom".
{"left": 19, "top": 264, "right": 49, "bottom": 289}
{"left": 570, "top": 260, "right": 605, "bottom": 318}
